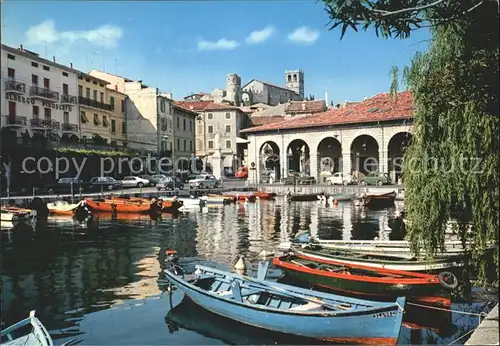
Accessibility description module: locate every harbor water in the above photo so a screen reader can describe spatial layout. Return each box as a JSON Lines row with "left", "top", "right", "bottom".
{"left": 1, "top": 198, "right": 497, "bottom": 345}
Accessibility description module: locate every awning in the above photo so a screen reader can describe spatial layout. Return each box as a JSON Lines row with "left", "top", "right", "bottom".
{"left": 236, "top": 137, "right": 250, "bottom": 144}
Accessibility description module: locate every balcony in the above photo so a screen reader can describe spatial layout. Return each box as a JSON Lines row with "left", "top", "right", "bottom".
{"left": 5, "top": 80, "right": 26, "bottom": 94}
{"left": 78, "top": 96, "right": 114, "bottom": 112}
{"left": 62, "top": 123, "right": 79, "bottom": 132}
{"left": 30, "top": 86, "right": 59, "bottom": 102}
{"left": 61, "top": 94, "right": 78, "bottom": 105}
{"left": 2, "top": 115, "right": 27, "bottom": 127}
{"left": 30, "top": 118, "right": 60, "bottom": 130}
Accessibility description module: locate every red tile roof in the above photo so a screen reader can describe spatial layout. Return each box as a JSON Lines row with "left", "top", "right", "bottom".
{"left": 286, "top": 100, "right": 326, "bottom": 114}
{"left": 241, "top": 91, "right": 413, "bottom": 133}
{"left": 251, "top": 116, "right": 285, "bottom": 126}
{"left": 174, "top": 101, "right": 241, "bottom": 112}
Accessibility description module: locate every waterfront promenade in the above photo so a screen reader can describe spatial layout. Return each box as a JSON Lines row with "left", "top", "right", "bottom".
{"left": 465, "top": 304, "right": 499, "bottom": 345}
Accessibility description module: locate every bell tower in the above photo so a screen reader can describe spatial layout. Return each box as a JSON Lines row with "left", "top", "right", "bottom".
{"left": 285, "top": 70, "right": 304, "bottom": 99}
{"left": 226, "top": 73, "right": 241, "bottom": 106}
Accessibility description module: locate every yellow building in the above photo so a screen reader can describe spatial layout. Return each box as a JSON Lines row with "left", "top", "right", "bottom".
{"left": 107, "top": 88, "right": 128, "bottom": 147}
{"left": 77, "top": 72, "right": 113, "bottom": 144}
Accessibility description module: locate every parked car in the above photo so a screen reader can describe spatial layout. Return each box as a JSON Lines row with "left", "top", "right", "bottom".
{"left": 235, "top": 166, "right": 248, "bottom": 179}
{"left": 156, "top": 177, "right": 184, "bottom": 191}
{"left": 146, "top": 174, "right": 168, "bottom": 185}
{"left": 121, "top": 176, "right": 150, "bottom": 188}
{"left": 188, "top": 174, "right": 222, "bottom": 189}
{"left": 325, "top": 172, "right": 355, "bottom": 186}
{"left": 39, "top": 177, "right": 88, "bottom": 194}
{"left": 361, "top": 172, "right": 391, "bottom": 186}
{"left": 88, "top": 177, "right": 122, "bottom": 191}
{"left": 281, "top": 173, "right": 316, "bottom": 185}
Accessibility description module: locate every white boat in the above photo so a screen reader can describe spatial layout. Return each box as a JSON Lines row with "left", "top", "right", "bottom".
{"left": 47, "top": 200, "right": 83, "bottom": 215}
{"left": 159, "top": 196, "right": 205, "bottom": 210}
{"left": 1, "top": 310, "right": 53, "bottom": 346}
{"left": 0, "top": 207, "right": 37, "bottom": 223}
{"left": 200, "top": 195, "right": 227, "bottom": 205}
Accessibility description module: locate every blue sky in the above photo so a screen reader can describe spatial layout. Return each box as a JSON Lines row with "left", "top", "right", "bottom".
{"left": 2, "top": 1, "right": 430, "bottom": 102}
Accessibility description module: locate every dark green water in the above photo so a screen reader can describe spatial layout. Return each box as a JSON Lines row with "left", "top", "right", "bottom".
{"left": 1, "top": 199, "right": 497, "bottom": 345}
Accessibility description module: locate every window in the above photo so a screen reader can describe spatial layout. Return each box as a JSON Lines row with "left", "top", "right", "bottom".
{"left": 44, "top": 108, "right": 51, "bottom": 121}
{"left": 103, "top": 115, "right": 108, "bottom": 127}
{"left": 63, "top": 83, "right": 69, "bottom": 95}
{"left": 184, "top": 139, "right": 186, "bottom": 151}
{"left": 111, "top": 119, "right": 116, "bottom": 133}
{"left": 7, "top": 54, "right": 15, "bottom": 60}
{"left": 225, "top": 125, "right": 231, "bottom": 133}
{"left": 183, "top": 118, "right": 186, "bottom": 131}
{"left": 110, "top": 96, "right": 115, "bottom": 108}
{"left": 226, "top": 140, "right": 231, "bottom": 149}
{"left": 190, "top": 120, "right": 193, "bottom": 132}
{"left": 120, "top": 99, "right": 126, "bottom": 113}
{"left": 62, "top": 72, "right": 68, "bottom": 77}
{"left": 31, "top": 62, "right": 38, "bottom": 67}
{"left": 94, "top": 114, "right": 100, "bottom": 126}
{"left": 208, "top": 140, "right": 214, "bottom": 149}
{"left": 63, "top": 112, "right": 69, "bottom": 124}
{"left": 122, "top": 122, "right": 127, "bottom": 134}
{"left": 177, "top": 138, "right": 180, "bottom": 150}
{"left": 32, "top": 74, "right": 38, "bottom": 85}
{"left": 78, "top": 85, "right": 83, "bottom": 96}
{"left": 86, "top": 88, "right": 90, "bottom": 98}
{"left": 7, "top": 68, "right": 14, "bottom": 79}
{"left": 175, "top": 117, "right": 179, "bottom": 129}
{"left": 207, "top": 113, "right": 213, "bottom": 120}
{"left": 100, "top": 92, "right": 104, "bottom": 103}
{"left": 225, "top": 112, "right": 231, "bottom": 119}
{"left": 8, "top": 102, "right": 16, "bottom": 116}
{"left": 43, "top": 78, "right": 49, "bottom": 88}
{"left": 93, "top": 90, "right": 97, "bottom": 100}
{"left": 33, "top": 106, "right": 39, "bottom": 118}
{"left": 208, "top": 125, "right": 214, "bottom": 133}
{"left": 160, "top": 100, "right": 165, "bottom": 112}
{"left": 190, "top": 141, "right": 193, "bottom": 151}
{"left": 43, "top": 65, "right": 50, "bottom": 71}
{"left": 80, "top": 111, "right": 88, "bottom": 123}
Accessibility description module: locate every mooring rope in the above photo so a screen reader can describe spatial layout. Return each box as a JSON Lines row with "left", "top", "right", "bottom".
{"left": 407, "top": 302, "right": 488, "bottom": 318}
{"left": 447, "top": 328, "right": 476, "bottom": 345}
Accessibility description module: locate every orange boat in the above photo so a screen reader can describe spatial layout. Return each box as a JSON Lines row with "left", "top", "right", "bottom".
{"left": 161, "top": 199, "right": 183, "bottom": 212}
{"left": 254, "top": 192, "right": 276, "bottom": 200}
{"left": 85, "top": 199, "right": 154, "bottom": 213}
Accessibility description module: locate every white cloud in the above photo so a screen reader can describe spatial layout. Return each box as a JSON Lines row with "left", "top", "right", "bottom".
{"left": 246, "top": 26, "right": 275, "bottom": 44}
{"left": 197, "top": 38, "right": 239, "bottom": 51}
{"left": 287, "top": 26, "right": 319, "bottom": 44}
{"left": 25, "top": 20, "right": 123, "bottom": 49}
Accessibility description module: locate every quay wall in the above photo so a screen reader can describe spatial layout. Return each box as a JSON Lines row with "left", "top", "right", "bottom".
{"left": 465, "top": 304, "right": 499, "bottom": 345}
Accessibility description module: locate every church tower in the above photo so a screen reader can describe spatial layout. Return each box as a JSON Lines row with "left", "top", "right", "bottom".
{"left": 226, "top": 73, "right": 241, "bottom": 106}
{"left": 285, "top": 70, "right": 304, "bottom": 99}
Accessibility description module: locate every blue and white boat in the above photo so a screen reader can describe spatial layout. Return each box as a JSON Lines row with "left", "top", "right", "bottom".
{"left": 165, "top": 262, "right": 405, "bottom": 345}
{"left": 1, "top": 311, "right": 53, "bottom": 346}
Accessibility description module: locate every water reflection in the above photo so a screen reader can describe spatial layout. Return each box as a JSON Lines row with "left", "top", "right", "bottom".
{"left": 1, "top": 199, "right": 495, "bottom": 345}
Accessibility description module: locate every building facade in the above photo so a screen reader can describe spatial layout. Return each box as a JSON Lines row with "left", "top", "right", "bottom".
{"left": 176, "top": 101, "right": 251, "bottom": 170}
{"left": 172, "top": 105, "right": 197, "bottom": 170}
{"left": 1, "top": 44, "right": 79, "bottom": 144}
{"left": 241, "top": 92, "right": 414, "bottom": 183}
{"left": 107, "top": 88, "right": 128, "bottom": 147}
{"left": 77, "top": 72, "right": 114, "bottom": 144}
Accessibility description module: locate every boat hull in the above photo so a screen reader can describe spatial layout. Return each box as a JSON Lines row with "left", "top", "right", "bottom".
{"left": 85, "top": 199, "right": 152, "bottom": 213}
{"left": 330, "top": 193, "right": 356, "bottom": 201}
{"left": 254, "top": 192, "right": 276, "bottom": 200}
{"left": 166, "top": 266, "right": 404, "bottom": 345}
{"left": 361, "top": 192, "right": 396, "bottom": 209}
{"left": 290, "top": 194, "right": 321, "bottom": 202}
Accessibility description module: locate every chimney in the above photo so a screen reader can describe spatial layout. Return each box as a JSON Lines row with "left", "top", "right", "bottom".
{"left": 53, "top": 56, "right": 56, "bottom": 62}
{"left": 70, "top": 62, "right": 73, "bottom": 68}
{"left": 324, "top": 91, "right": 328, "bottom": 108}
{"left": 301, "top": 103, "right": 306, "bottom": 111}
{"left": 20, "top": 44, "right": 23, "bottom": 51}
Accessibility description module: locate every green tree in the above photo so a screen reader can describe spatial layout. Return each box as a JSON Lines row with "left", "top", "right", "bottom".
{"left": 322, "top": 0, "right": 499, "bottom": 282}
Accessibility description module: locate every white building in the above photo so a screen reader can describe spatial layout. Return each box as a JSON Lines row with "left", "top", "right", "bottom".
{"left": 88, "top": 70, "right": 174, "bottom": 155}
{"left": 1, "top": 44, "right": 80, "bottom": 143}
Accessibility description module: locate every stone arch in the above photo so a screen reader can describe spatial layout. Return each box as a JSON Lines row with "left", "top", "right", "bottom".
{"left": 287, "top": 75, "right": 292, "bottom": 82}
{"left": 293, "top": 74, "right": 297, "bottom": 82}
{"left": 287, "top": 139, "right": 310, "bottom": 175}
{"left": 387, "top": 132, "right": 412, "bottom": 183}
{"left": 259, "top": 141, "right": 281, "bottom": 181}
{"left": 350, "top": 134, "right": 379, "bottom": 176}
{"left": 241, "top": 90, "right": 253, "bottom": 106}
{"left": 317, "top": 137, "right": 342, "bottom": 182}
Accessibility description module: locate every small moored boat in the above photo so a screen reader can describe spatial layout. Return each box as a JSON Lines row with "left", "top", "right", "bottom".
{"left": 1, "top": 206, "right": 37, "bottom": 223}
{"left": 360, "top": 192, "right": 396, "bottom": 209}
{"left": 84, "top": 198, "right": 161, "bottom": 213}
{"left": 253, "top": 192, "right": 276, "bottom": 200}
{"left": 273, "top": 253, "right": 456, "bottom": 307}
{"left": 47, "top": 200, "right": 83, "bottom": 216}
{"left": 165, "top": 262, "right": 405, "bottom": 345}
{"left": 288, "top": 193, "right": 324, "bottom": 202}
{"left": 1, "top": 310, "right": 53, "bottom": 346}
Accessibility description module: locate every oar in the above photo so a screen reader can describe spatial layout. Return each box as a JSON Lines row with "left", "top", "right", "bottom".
{"left": 240, "top": 274, "right": 352, "bottom": 311}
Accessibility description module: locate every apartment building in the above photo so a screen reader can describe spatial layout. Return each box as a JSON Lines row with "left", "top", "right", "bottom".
{"left": 77, "top": 72, "right": 114, "bottom": 144}
{"left": 172, "top": 104, "right": 197, "bottom": 169}
{"left": 175, "top": 101, "right": 250, "bottom": 170}
{"left": 0, "top": 44, "right": 79, "bottom": 144}
{"left": 88, "top": 70, "right": 173, "bottom": 155}
{"left": 107, "top": 88, "right": 128, "bottom": 147}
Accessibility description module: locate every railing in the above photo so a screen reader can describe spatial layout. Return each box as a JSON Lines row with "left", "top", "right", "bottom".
{"left": 2, "top": 115, "right": 27, "bottom": 126}
{"left": 61, "top": 94, "right": 78, "bottom": 105}
{"left": 79, "top": 96, "right": 114, "bottom": 111}
{"left": 62, "top": 123, "right": 78, "bottom": 132}
{"left": 30, "top": 118, "right": 60, "bottom": 130}
{"left": 30, "top": 86, "right": 59, "bottom": 101}
{"left": 5, "top": 80, "right": 26, "bottom": 93}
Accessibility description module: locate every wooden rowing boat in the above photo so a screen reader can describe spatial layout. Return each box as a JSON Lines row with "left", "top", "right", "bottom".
{"left": 253, "top": 192, "right": 276, "bottom": 200}
{"left": 1, "top": 310, "right": 53, "bottom": 346}
{"left": 273, "top": 253, "right": 455, "bottom": 307}
{"left": 47, "top": 200, "right": 82, "bottom": 216}
{"left": 84, "top": 198, "right": 156, "bottom": 213}
{"left": 1, "top": 206, "right": 37, "bottom": 222}
{"left": 165, "top": 263, "right": 405, "bottom": 345}
{"left": 360, "top": 192, "right": 396, "bottom": 209}
{"left": 288, "top": 193, "right": 323, "bottom": 202}
{"left": 294, "top": 244, "right": 467, "bottom": 272}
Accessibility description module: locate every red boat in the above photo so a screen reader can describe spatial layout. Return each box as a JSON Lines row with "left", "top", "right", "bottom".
{"left": 85, "top": 198, "right": 159, "bottom": 213}
{"left": 273, "top": 253, "right": 455, "bottom": 307}
{"left": 254, "top": 192, "right": 276, "bottom": 200}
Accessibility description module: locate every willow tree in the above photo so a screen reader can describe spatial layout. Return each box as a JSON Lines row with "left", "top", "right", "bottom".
{"left": 322, "top": 0, "right": 499, "bottom": 283}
